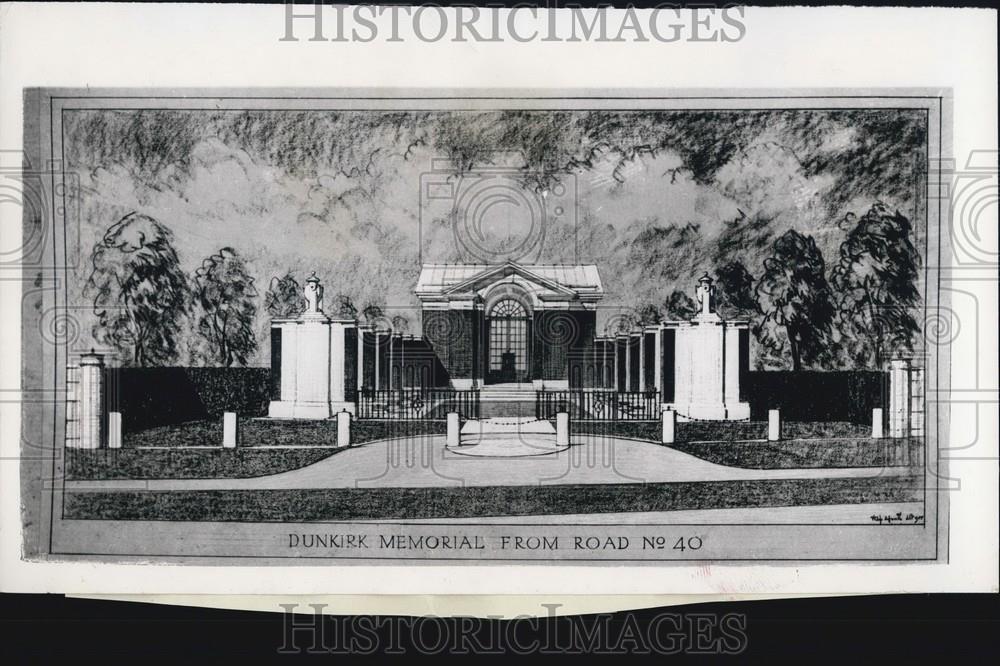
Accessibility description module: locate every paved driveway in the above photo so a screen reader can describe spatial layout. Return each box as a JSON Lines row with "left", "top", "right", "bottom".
{"left": 66, "top": 434, "right": 911, "bottom": 491}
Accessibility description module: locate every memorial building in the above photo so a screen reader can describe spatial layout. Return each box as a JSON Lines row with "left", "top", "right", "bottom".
{"left": 267, "top": 261, "right": 751, "bottom": 421}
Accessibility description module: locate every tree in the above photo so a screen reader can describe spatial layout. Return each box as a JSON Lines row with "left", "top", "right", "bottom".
{"left": 333, "top": 294, "right": 358, "bottom": 319}
{"left": 193, "top": 248, "right": 258, "bottom": 367}
{"left": 634, "top": 304, "right": 662, "bottom": 326}
{"left": 390, "top": 314, "right": 411, "bottom": 333}
{"left": 264, "top": 273, "right": 304, "bottom": 318}
{"left": 86, "top": 212, "right": 189, "bottom": 366}
{"left": 361, "top": 303, "right": 384, "bottom": 325}
{"left": 830, "top": 202, "right": 921, "bottom": 367}
{"left": 754, "top": 230, "right": 835, "bottom": 370}
{"left": 715, "top": 261, "right": 756, "bottom": 318}
{"left": 663, "top": 289, "right": 698, "bottom": 320}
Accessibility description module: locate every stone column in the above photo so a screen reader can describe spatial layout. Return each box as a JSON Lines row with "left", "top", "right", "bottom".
{"left": 871, "top": 408, "right": 884, "bottom": 439}
{"left": 78, "top": 351, "right": 104, "bottom": 450}
{"left": 639, "top": 332, "right": 646, "bottom": 392}
{"left": 108, "top": 412, "right": 123, "bottom": 449}
{"left": 374, "top": 330, "right": 381, "bottom": 390}
{"left": 654, "top": 327, "right": 663, "bottom": 396}
{"left": 625, "top": 334, "right": 632, "bottom": 392}
{"left": 357, "top": 324, "right": 365, "bottom": 391}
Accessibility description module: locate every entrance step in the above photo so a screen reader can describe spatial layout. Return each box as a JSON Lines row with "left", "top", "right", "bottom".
{"left": 478, "top": 400, "right": 537, "bottom": 418}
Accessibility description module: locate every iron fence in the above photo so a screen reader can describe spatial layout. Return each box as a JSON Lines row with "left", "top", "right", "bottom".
{"left": 535, "top": 390, "right": 661, "bottom": 421}
{"left": 356, "top": 388, "right": 480, "bottom": 420}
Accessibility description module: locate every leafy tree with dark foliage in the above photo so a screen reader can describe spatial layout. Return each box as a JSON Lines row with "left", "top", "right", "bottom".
{"left": 193, "top": 248, "right": 258, "bottom": 367}
{"left": 634, "top": 304, "right": 663, "bottom": 326}
{"left": 754, "top": 230, "right": 835, "bottom": 370}
{"left": 264, "top": 273, "right": 304, "bottom": 318}
{"left": 663, "top": 289, "right": 698, "bottom": 320}
{"left": 87, "top": 212, "right": 189, "bottom": 366}
{"left": 333, "top": 294, "right": 358, "bottom": 319}
{"left": 361, "top": 303, "right": 385, "bottom": 325}
{"left": 830, "top": 202, "right": 921, "bottom": 367}
{"left": 715, "top": 261, "right": 757, "bottom": 318}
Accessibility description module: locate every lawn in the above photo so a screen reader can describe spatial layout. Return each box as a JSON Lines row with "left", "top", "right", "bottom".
{"left": 575, "top": 420, "right": 873, "bottom": 443}
{"left": 64, "top": 475, "right": 922, "bottom": 522}
{"left": 673, "top": 438, "right": 923, "bottom": 469}
{"left": 67, "top": 419, "right": 448, "bottom": 480}
{"left": 64, "top": 448, "right": 342, "bottom": 480}
{"left": 575, "top": 420, "right": 920, "bottom": 469}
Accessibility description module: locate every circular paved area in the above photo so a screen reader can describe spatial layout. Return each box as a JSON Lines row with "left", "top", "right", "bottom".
{"left": 446, "top": 433, "right": 569, "bottom": 457}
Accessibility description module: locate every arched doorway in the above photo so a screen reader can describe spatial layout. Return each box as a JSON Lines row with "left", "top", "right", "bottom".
{"left": 486, "top": 298, "right": 531, "bottom": 384}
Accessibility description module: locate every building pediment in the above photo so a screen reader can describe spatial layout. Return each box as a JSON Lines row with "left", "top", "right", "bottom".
{"left": 414, "top": 262, "right": 604, "bottom": 307}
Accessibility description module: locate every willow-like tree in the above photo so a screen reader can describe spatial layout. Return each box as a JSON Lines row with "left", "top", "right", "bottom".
{"left": 193, "top": 248, "right": 258, "bottom": 367}
{"left": 754, "top": 230, "right": 835, "bottom": 370}
{"left": 830, "top": 202, "right": 921, "bottom": 367}
{"left": 86, "top": 212, "right": 189, "bottom": 366}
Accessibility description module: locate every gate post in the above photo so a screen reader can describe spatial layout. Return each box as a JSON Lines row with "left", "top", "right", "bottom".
{"left": 78, "top": 351, "right": 105, "bottom": 450}
{"left": 889, "top": 358, "right": 910, "bottom": 438}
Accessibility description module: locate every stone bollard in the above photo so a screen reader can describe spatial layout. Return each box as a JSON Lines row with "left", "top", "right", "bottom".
{"left": 661, "top": 409, "right": 676, "bottom": 445}
{"left": 556, "top": 412, "right": 569, "bottom": 447}
{"left": 871, "top": 408, "right": 884, "bottom": 440}
{"left": 337, "top": 410, "right": 351, "bottom": 448}
{"left": 108, "top": 412, "right": 123, "bottom": 449}
{"left": 447, "top": 412, "right": 460, "bottom": 447}
{"left": 768, "top": 409, "right": 781, "bottom": 441}
{"left": 223, "top": 412, "right": 238, "bottom": 448}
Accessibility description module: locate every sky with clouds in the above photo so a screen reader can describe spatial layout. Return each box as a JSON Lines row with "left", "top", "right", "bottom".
{"left": 63, "top": 108, "right": 927, "bottom": 365}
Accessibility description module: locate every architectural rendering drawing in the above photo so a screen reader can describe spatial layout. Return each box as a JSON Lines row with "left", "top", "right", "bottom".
{"left": 19, "top": 89, "right": 946, "bottom": 562}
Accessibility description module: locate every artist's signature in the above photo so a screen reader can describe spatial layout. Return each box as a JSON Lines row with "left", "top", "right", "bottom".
{"left": 870, "top": 512, "right": 925, "bottom": 525}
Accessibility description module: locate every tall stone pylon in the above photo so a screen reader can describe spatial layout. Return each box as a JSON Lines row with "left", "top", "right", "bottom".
{"left": 268, "top": 273, "right": 358, "bottom": 418}
{"left": 663, "top": 274, "right": 750, "bottom": 421}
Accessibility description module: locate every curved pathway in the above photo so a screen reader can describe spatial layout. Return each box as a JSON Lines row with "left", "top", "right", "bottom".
{"left": 66, "top": 434, "right": 912, "bottom": 491}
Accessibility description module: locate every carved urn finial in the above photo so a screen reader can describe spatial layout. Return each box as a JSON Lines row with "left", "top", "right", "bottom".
{"left": 304, "top": 272, "right": 324, "bottom": 314}
{"left": 695, "top": 273, "right": 715, "bottom": 317}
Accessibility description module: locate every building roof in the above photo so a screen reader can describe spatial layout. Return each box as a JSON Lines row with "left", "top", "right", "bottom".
{"left": 415, "top": 261, "right": 604, "bottom": 302}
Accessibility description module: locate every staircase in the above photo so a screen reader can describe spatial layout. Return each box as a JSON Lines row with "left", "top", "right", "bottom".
{"left": 478, "top": 383, "right": 537, "bottom": 418}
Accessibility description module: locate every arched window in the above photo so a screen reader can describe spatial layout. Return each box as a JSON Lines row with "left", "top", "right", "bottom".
{"left": 488, "top": 298, "right": 529, "bottom": 380}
